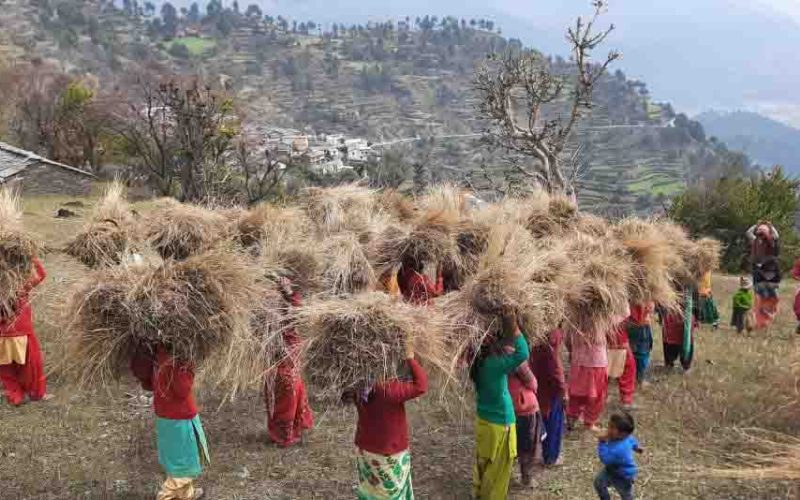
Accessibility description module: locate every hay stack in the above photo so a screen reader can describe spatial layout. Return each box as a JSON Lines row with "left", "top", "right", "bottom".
{"left": 562, "top": 233, "right": 633, "bottom": 338}
{"left": 295, "top": 292, "right": 449, "bottom": 397}
{"left": 378, "top": 189, "right": 417, "bottom": 222}
{"left": 0, "top": 189, "right": 39, "bottom": 313}
{"left": 62, "top": 249, "right": 263, "bottom": 389}
{"left": 66, "top": 182, "right": 137, "bottom": 268}
{"left": 613, "top": 218, "right": 678, "bottom": 309}
{"left": 235, "top": 204, "right": 309, "bottom": 250}
{"left": 321, "top": 233, "right": 376, "bottom": 295}
{"left": 146, "top": 203, "right": 228, "bottom": 260}
{"left": 372, "top": 210, "right": 461, "bottom": 279}
{"left": 303, "top": 184, "right": 377, "bottom": 237}
{"left": 526, "top": 194, "right": 579, "bottom": 238}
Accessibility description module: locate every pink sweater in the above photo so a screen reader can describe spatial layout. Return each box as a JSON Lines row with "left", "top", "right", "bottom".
{"left": 569, "top": 337, "right": 608, "bottom": 368}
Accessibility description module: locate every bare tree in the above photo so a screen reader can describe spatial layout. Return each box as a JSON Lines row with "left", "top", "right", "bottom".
{"left": 113, "top": 75, "right": 237, "bottom": 200}
{"left": 235, "top": 139, "right": 291, "bottom": 204}
{"left": 474, "top": 0, "right": 619, "bottom": 193}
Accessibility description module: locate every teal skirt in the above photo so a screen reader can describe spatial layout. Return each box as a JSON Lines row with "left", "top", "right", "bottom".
{"left": 156, "top": 415, "right": 210, "bottom": 478}
{"left": 698, "top": 296, "right": 719, "bottom": 324}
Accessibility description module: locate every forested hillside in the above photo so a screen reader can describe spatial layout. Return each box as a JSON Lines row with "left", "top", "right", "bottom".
{"left": 0, "top": 0, "right": 743, "bottom": 213}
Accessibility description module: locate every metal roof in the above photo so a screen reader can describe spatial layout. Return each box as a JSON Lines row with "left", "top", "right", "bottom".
{"left": 0, "top": 142, "right": 96, "bottom": 181}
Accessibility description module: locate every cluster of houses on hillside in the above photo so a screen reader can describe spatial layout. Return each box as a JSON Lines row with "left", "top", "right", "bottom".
{"left": 252, "top": 126, "right": 382, "bottom": 175}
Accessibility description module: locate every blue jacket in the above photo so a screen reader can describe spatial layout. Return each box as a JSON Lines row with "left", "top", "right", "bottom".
{"left": 598, "top": 435, "right": 639, "bottom": 480}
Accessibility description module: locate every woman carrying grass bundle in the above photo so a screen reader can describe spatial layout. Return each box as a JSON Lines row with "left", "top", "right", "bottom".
{"left": 471, "top": 309, "right": 529, "bottom": 500}
{"left": 608, "top": 324, "right": 637, "bottom": 411}
{"left": 662, "top": 291, "right": 699, "bottom": 372}
{"left": 131, "top": 348, "right": 209, "bottom": 500}
{"left": 342, "top": 340, "right": 428, "bottom": 500}
{"left": 507, "top": 356, "right": 540, "bottom": 488}
{"left": 566, "top": 331, "right": 610, "bottom": 433}
{"left": 398, "top": 256, "right": 443, "bottom": 306}
{"left": 266, "top": 277, "right": 314, "bottom": 447}
{"left": 626, "top": 303, "right": 655, "bottom": 384}
{"left": 530, "top": 329, "right": 567, "bottom": 466}
{"left": 0, "top": 257, "right": 47, "bottom": 406}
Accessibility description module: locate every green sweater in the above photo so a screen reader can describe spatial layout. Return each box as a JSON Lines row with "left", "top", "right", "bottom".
{"left": 732, "top": 288, "right": 754, "bottom": 310}
{"left": 475, "top": 335, "right": 530, "bottom": 425}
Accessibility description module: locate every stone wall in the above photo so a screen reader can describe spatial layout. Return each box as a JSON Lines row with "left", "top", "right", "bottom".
{"left": 6, "top": 163, "right": 94, "bottom": 197}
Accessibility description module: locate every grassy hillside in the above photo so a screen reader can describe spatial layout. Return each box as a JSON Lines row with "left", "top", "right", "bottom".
{"left": 0, "top": 193, "right": 797, "bottom": 498}
{"left": 0, "top": 1, "right": 734, "bottom": 214}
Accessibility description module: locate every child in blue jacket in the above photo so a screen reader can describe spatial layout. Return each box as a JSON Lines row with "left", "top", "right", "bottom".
{"left": 594, "top": 412, "right": 642, "bottom": 500}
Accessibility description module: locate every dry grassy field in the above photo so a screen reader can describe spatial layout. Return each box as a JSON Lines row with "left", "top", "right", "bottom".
{"left": 1, "top": 195, "right": 799, "bottom": 499}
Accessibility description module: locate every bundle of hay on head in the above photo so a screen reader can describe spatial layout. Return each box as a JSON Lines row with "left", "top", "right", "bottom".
{"left": 0, "top": 189, "right": 40, "bottom": 313}
{"left": 61, "top": 265, "right": 143, "bottom": 386}
{"left": 377, "top": 189, "right": 418, "bottom": 222}
{"left": 294, "top": 292, "right": 449, "bottom": 399}
{"left": 234, "top": 203, "right": 310, "bottom": 251}
{"left": 145, "top": 202, "right": 228, "bottom": 260}
{"left": 61, "top": 248, "right": 265, "bottom": 393}
{"left": 417, "top": 184, "right": 466, "bottom": 216}
{"left": 440, "top": 220, "right": 491, "bottom": 291}
{"left": 526, "top": 193, "right": 579, "bottom": 239}
{"left": 321, "top": 233, "right": 376, "bottom": 295}
{"left": 66, "top": 181, "right": 137, "bottom": 268}
{"left": 653, "top": 220, "right": 704, "bottom": 289}
{"left": 612, "top": 218, "right": 678, "bottom": 310}
{"left": 302, "top": 184, "right": 377, "bottom": 238}
{"left": 562, "top": 233, "right": 633, "bottom": 339}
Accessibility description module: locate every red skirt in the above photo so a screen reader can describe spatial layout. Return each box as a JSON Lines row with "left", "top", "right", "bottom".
{"left": 266, "top": 363, "right": 314, "bottom": 447}
{"left": 567, "top": 365, "right": 608, "bottom": 399}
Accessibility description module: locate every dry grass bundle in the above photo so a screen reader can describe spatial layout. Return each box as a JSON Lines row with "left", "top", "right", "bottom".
{"left": 441, "top": 221, "right": 491, "bottom": 289}
{"left": 62, "top": 249, "right": 264, "bottom": 390}
{"left": 575, "top": 213, "right": 610, "bottom": 238}
{"left": 563, "top": 233, "right": 633, "bottom": 338}
{"left": 378, "top": 189, "right": 417, "bottom": 222}
{"left": 0, "top": 189, "right": 39, "bottom": 312}
{"left": 654, "top": 220, "right": 700, "bottom": 287}
{"left": 303, "top": 184, "right": 377, "bottom": 236}
{"left": 61, "top": 265, "right": 143, "bottom": 385}
{"left": 696, "top": 237, "right": 722, "bottom": 276}
{"left": 525, "top": 193, "right": 579, "bottom": 238}
{"left": 416, "top": 184, "right": 465, "bottom": 216}
{"left": 235, "top": 203, "right": 309, "bottom": 249}
{"left": 271, "top": 246, "right": 321, "bottom": 292}
{"left": 372, "top": 210, "right": 460, "bottom": 278}
{"left": 93, "top": 181, "right": 133, "bottom": 225}
{"left": 295, "top": 292, "right": 450, "bottom": 398}
{"left": 321, "top": 234, "right": 376, "bottom": 295}
{"left": 65, "top": 220, "right": 131, "bottom": 268}
{"left": 145, "top": 203, "right": 228, "bottom": 260}
{"left": 613, "top": 218, "right": 678, "bottom": 308}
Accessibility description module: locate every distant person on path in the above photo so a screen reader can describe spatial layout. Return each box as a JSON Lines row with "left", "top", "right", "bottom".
{"left": 265, "top": 277, "right": 313, "bottom": 447}
{"left": 697, "top": 271, "right": 720, "bottom": 329}
{"left": 746, "top": 222, "right": 779, "bottom": 266}
{"left": 593, "top": 412, "right": 642, "bottom": 500}
{"left": 752, "top": 256, "right": 781, "bottom": 329}
{"left": 730, "top": 277, "right": 754, "bottom": 334}
{"left": 0, "top": 257, "right": 47, "bottom": 406}
{"left": 131, "top": 348, "right": 209, "bottom": 500}
{"left": 342, "top": 340, "right": 427, "bottom": 500}
{"left": 471, "top": 309, "right": 529, "bottom": 500}
{"left": 507, "top": 351, "right": 540, "bottom": 487}
{"left": 626, "top": 302, "right": 655, "bottom": 384}
{"left": 530, "top": 328, "right": 568, "bottom": 466}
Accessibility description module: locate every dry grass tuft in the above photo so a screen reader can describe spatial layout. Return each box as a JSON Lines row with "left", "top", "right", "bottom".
{"left": 93, "top": 181, "right": 134, "bottom": 225}
{"left": 303, "top": 184, "right": 377, "bottom": 237}
{"left": 295, "top": 292, "right": 450, "bottom": 398}
{"left": 706, "top": 431, "right": 800, "bottom": 480}
{"left": 562, "top": 232, "right": 633, "bottom": 339}
{"left": 416, "top": 184, "right": 465, "bottom": 216}
{"left": 65, "top": 220, "right": 131, "bottom": 268}
{"left": 377, "top": 189, "right": 418, "bottom": 222}
{"left": 145, "top": 203, "right": 228, "bottom": 260}
{"left": 321, "top": 233, "right": 376, "bottom": 295}
{"left": 234, "top": 203, "right": 309, "bottom": 250}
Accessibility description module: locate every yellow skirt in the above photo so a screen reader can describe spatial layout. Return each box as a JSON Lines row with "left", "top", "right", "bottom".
{"left": 0, "top": 336, "right": 27, "bottom": 365}
{"left": 472, "top": 418, "right": 516, "bottom": 500}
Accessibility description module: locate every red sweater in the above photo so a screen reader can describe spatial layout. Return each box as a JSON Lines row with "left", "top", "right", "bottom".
{"left": 663, "top": 312, "right": 698, "bottom": 346}
{"left": 530, "top": 329, "right": 566, "bottom": 416}
{"left": 508, "top": 362, "right": 538, "bottom": 416}
{"left": 130, "top": 348, "right": 198, "bottom": 420}
{"left": 0, "top": 258, "right": 46, "bottom": 338}
{"left": 398, "top": 268, "right": 443, "bottom": 305}
{"left": 355, "top": 359, "right": 428, "bottom": 455}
